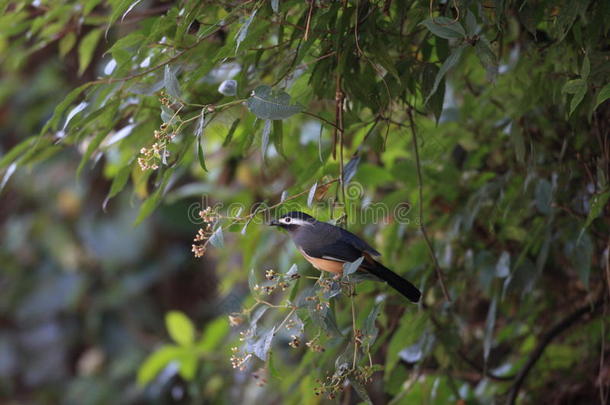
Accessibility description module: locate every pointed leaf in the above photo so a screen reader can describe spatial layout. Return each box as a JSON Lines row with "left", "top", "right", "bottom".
{"left": 307, "top": 182, "right": 317, "bottom": 207}
{"left": 103, "top": 163, "right": 132, "bottom": 210}
{"left": 223, "top": 118, "right": 241, "bottom": 147}
{"left": 261, "top": 119, "right": 271, "bottom": 159}
{"left": 164, "top": 65, "right": 181, "bottom": 99}
{"left": 582, "top": 189, "right": 610, "bottom": 231}
{"left": 235, "top": 9, "right": 258, "bottom": 53}
{"left": 420, "top": 17, "right": 466, "bottom": 39}
{"left": 209, "top": 226, "right": 224, "bottom": 248}
{"left": 252, "top": 327, "right": 274, "bottom": 360}
{"left": 425, "top": 44, "right": 466, "bottom": 104}
{"left": 348, "top": 377, "right": 373, "bottom": 404}
{"left": 344, "top": 155, "right": 360, "bottom": 184}
{"left": 483, "top": 297, "right": 497, "bottom": 364}
{"left": 594, "top": 83, "right": 610, "bottom": 110}
{"left": 343, "top": 256, "right": 364, "bottom": 276}
{"left": 0, "top": 162, "right": 17, "bottom": 194}
{"left": 78, "top": 28, "right": 102, "bottom": 75}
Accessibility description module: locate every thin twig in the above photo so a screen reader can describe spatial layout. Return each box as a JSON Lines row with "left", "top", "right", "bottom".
{"left": 301, "top": 111, "right": 341, "bottom": 130}
{"left": 505, "top": 293, "right": 605, "bottom": 405}
{"left": 406, "top": 107, "right": 451, "bottom": 302}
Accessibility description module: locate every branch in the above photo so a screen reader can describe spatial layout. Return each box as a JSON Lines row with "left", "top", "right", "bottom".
{"left": 406, "top": 108, "right": 451, "bottom": 302}
{"left": 506, "top": 293, "right": 605, "bottom": 405}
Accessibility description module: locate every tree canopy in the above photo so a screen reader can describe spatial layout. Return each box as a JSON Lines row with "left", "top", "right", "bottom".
{"left": 0, "top": 0, "right": 609, "bottom": 404}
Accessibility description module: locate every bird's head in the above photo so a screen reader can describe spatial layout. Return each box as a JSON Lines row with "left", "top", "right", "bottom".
{"left": 269, "top": 211, "right": 316, "bottom": 231}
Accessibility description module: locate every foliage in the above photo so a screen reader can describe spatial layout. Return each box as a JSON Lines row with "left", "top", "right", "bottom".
{"left": 0, "top": 0, "right": 609, "bottom": 404}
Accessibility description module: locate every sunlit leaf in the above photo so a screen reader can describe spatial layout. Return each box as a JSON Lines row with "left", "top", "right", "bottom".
{"left": 137, "top": 345, "right": 181, "bottom": 385}
{"left": 103, "top": 162, "right": 132, "bottom": 210}
{"left": 307, "top": 182, "right": 317, "bottom": 207}
{"left": 344, "top": 155, "right": 360, "bottom": 185}
{"left": 78, "top": 28, "right": 103, "bottom": 75}
{"left": 235, "top": 9, "right": 258, "bottom": 53}
{"left": 166, "top": 311, "right": 195, "bottom": 346}
{"left": 0, "top": 162, "right": 17, "bottom": 194}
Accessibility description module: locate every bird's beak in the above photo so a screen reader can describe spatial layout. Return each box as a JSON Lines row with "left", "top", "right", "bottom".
{"left": 269, "top": 219, "right": 280, "bottom": 226}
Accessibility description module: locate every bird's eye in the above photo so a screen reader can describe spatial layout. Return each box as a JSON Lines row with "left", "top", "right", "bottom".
{"left": 284, "top": 217, "right": 291, "bottom": 223}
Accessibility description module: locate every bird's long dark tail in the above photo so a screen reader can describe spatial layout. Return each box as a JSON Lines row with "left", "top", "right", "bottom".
{"left": 364, "top": 260, "right": 421, "bottom": 303}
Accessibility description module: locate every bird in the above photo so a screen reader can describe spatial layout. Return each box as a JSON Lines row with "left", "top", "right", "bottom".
{"left": 269, "top": 211, "right": 421, "bottom": 303}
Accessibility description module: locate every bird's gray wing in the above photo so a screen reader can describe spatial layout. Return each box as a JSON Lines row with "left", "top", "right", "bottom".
{"left": 296, "top": 222, "right": 380, "bottom": 262}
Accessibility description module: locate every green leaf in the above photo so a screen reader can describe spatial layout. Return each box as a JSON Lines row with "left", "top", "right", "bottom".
{"left": 535, "top": 178, "right": 553, "bottom": 215}
{"left": 177, "top": 352, "right": 197, "bottom": 380}
{"left": 562, "top": 79, "right": 587, "bottom": 116}
{"left": 581, "top": 54, "right": 590, "bottom": 79}
{"left": 307, "top": 182, "right": 317, "bottom": 207}
{"left": 166, "top": 311, "right": 195, "bottom": 346}
{"left": 164, "top": 65, "right": 181, "bottom": 99}
{"left": 137, "top": 345, "right": 181, "bottom": 385}
{"left": 134, "top": 168, "right": 173, "bottom": 225}
{"left": 235, "top": 8, "right": 258, "bottom": 53}
{"left": 59, "top": 32, "right": 76, "bottom": 57}
{"left": 252, "top": 327, "right": 274, "bottom": 360}
{"left": 348, "top": 377, "right": 373, "bottom": 404}
{"left": 246, "top": 85, "right": 303, "bottom": 120}
{"left": 483, "top": 297, "right": 497, "bottom": 364}
{"left": 475, "top": 37, "right": 498, "bottom": 81}
{"left": 106, "top": 0, "right": 143, "bottom": 36}
{"left": 223, "top": 119, "right": 240, "bottom": 146}
{"left": 40, "top": 82, "right": 94, "bottom": 136}
{"left": 465, "top": 10, "right": 477, "bottom": 36}
{"left": 272, "top": 120, "right": 284, "bottom": 157}
{"left": 425, "top": 44, "right": 466, "bottom": 105}
{"left": 102, "top": 162, "right": 132, "bottom": 210}
{"left": 562, "top": 79, "right": 586, "bottom": 94}
{"left": 0, "top": 137, "right": 36, "bottom": 169}
{"left": 343, "top": 256, "right": 364, "bottom": 277}
{"left": 78, "top": 28, "right": 103, "bottom": 75}
{"left": 566, "top": 232, "right": 593, "bottom": 288}
{"left": 261, "top": 119, "right": 271, "bottom": 160}
{"left": 0, "top": 162, "right": 17, "bottom": 194}
{"left": 344, "top": 155, "right": 360, "bottom": 184}
{"left": 195, "top": 111, "right": 207, "bottom": 172}
{"left": 422, "top": 63, "right": 445, "bottom": 122}
{"left": 267, "top": 350, "right": 281, "bottom": 379}
{"left": 386, "top": 311, "right": 426, "bottom": 377}
{"left": 582, "top": 189, "right": 610, "bottom": 231}
{"left": 248, "top": 268, "right": 258, "bottom": 294}
{"left": 363, "top": 300, "right": 382, "bottom": 347}
{"left": 76, "top": 101, "right": 119, "bottom": 177}
{"left": 420, "top": 17, "right": 466, "bottom": 39}
{"left": 594, "top": 83, "right": 610, "bottom": 111}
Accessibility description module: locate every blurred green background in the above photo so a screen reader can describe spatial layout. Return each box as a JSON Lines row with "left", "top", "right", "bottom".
{"left": 1, "top": 1, "right": 609, "bottom": 404}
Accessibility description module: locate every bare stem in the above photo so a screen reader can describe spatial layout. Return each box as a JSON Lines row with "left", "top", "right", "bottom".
{"left": 406, "top": 107, "right": 451, "bottom": 302}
